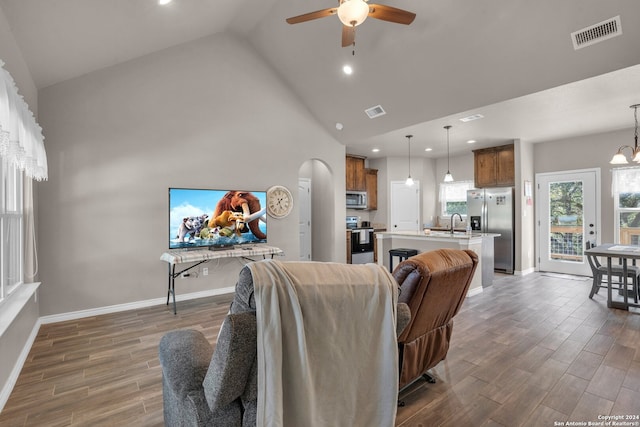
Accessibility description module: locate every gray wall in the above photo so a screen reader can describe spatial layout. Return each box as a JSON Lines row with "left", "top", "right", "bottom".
{"left": 36, "top": 33, "right": 346, "bottom": 316}
{"left": 0, "top": 7, "right": 36, "bottom": 110}
{"left": 516, "top": 139, "right": 535, "bottom": 274}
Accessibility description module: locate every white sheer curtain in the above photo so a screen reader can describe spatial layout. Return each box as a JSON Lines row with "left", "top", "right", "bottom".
{"left": 0, "top": 60, "right": 47, "bottom": 181}
{"left": 611, "top": 167, "right": 640, "bottom": 194}
{"left": 0, "top": 59, "right": 47, "bottom": 283}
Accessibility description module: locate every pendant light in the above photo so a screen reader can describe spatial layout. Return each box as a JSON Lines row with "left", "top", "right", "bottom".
{"left": 443, "top": 125, "right": 454, "bottom": 182}
{"left": 610, "top": 104, "right": 640, "bottom": 164}
{"left": 405, "top": 135, "right": 414, "bottom": 186}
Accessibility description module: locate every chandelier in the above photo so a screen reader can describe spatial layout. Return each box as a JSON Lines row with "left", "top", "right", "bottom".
{"left": 610, "top": 104, "right": 640, "bottom": 164}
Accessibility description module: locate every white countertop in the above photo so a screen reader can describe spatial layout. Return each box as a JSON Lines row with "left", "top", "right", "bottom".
{"left": 376, "top": 230, "right": 500, "bottom": 241}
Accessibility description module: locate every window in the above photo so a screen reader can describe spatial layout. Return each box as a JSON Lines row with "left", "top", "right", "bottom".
{"left": 612, "top": 168, "right": 640, "bottom": 245}
{"left": 0, "top": 61, "right": 47, "bottom": 305}
{"left": 0, "top": 159, "right": 23, "bottom": 302}
{"left": 440, "top": 181, "right": 473, "bottom": 216}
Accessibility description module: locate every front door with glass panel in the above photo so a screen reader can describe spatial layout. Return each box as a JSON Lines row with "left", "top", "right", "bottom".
{"left": 536, "top": 169, "right": 599, "bottom": 276}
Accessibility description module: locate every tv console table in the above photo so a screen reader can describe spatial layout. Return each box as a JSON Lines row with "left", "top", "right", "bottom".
{"left": 160, "top": 245, "right": 284, "bottom": 314}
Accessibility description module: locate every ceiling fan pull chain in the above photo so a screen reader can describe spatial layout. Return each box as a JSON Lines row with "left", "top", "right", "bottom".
{"left": 351, "top": 21, "right": 356, "bottom": 56}
{"left": 352, "top": 24, "right": 356, "bottom": 55}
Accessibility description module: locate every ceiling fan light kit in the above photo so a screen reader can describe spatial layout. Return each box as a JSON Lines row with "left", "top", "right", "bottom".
{"left": 337, "top": 0, "right": 370, "bottom": 27}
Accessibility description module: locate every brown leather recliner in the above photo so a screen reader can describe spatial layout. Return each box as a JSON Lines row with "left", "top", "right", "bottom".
{"left": 392, "top": 248, "right": 479, "bottom": 390}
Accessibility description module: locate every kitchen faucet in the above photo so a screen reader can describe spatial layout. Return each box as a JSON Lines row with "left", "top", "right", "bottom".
{"left": 450, "top": 213, "right": 463, "bottom": 235}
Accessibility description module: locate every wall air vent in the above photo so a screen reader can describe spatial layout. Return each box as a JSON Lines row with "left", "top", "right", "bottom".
{"left": 571, "top": 16, "right": 622, "bottom": 50}
{"left": 365, "top": 105, "right": 386, "bottom": 119}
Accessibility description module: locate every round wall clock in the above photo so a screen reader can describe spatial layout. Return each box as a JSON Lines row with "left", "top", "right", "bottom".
{"left": 267, "top": 185, "right": 293, "bottom": 218}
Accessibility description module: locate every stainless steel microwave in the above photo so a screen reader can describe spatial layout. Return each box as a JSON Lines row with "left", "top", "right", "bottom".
{"left": 346, "top": 191, "right": 367, "bottom": 209}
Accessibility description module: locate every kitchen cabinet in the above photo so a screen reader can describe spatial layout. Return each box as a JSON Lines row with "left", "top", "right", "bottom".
{"left": 365, "top": 168, "right": 378, "bottom": 210}
{"left": 473, "top": 144, "right": 514, "bottom": 187}
{"left": 346, "top": 230, "right": 352, "bottom": 264}
{"left": 346, "top": 155, "right": 366, "bottom": 191}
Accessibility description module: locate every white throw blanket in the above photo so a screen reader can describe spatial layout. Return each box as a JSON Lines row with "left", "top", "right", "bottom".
{"left": 248, "top": 260, "right": 399, "bottom": 427}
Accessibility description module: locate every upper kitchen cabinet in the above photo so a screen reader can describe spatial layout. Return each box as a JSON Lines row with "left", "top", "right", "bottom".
{"left": 473, "top": 144, "right": 515, "bottom": 187}
{"left": 346, "top": 155, "right": 366, "bottom": 191}
{"left": 365, "top": 168, "right": 378, "bottom": 210}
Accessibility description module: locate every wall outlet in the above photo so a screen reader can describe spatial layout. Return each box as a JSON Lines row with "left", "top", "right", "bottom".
{"left": 202, "top": 267, "right": 208, "bottom": 276}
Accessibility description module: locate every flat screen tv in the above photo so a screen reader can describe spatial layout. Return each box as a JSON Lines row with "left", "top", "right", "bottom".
{"left": 169, "top": 188, "right": 267, "bottom": 250}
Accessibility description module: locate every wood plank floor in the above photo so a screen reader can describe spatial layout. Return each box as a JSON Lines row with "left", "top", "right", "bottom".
{"left": 1, "top": 272, "right": 639, "bottom": 426}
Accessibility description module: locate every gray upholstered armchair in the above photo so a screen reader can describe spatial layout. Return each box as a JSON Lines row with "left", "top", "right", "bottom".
{"left": 160, "top": 312, "right": 257, "bottom": 427}
{"left": 159, "top": 264, "right": 410, "bottom": 427}
{"left": 159, "top": 266, "right": 259, "bottom": 427}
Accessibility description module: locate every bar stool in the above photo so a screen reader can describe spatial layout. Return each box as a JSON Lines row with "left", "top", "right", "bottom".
{"left": 389, "top": 248, "right": 418, "bottom": 272}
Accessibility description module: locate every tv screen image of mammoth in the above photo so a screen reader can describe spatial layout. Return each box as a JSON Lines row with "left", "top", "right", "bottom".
{"left": 169, "top": 188, "right": 267, "bottom": 250}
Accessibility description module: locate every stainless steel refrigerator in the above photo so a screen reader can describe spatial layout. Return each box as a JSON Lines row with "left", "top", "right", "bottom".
{"left": 467, "top": 187, "right": 515, "bottom": 273}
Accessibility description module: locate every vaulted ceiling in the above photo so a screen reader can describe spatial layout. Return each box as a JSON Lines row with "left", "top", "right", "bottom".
{"left": 2, "top": 0, "right": 640, "bottom": 159}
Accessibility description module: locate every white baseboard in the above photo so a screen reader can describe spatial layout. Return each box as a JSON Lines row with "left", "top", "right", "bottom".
{"left": 39, "top": 286, "right": 236, "bottom": 324}
{"left": 466, "top": 286, "right": 483, "bottom": 297}
{"left": 515, "top": 267, "right": 536, "bottom": 276}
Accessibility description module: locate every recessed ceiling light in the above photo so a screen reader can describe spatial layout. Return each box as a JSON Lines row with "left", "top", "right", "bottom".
{"left": 372, "top": 148, "right": 380, "bottom": 153}
{"left": 459, "top": 114, "right": 484, "bottom": 122}
{"left": 335, "top": 122, "right": 344, "bottom": 131}
{"left": 158, "top": 0, "right": 172, "bottom": 5}
{"left": 424, "top": 148, "right": 433, "bottom": 152}
{"left": 343, "top": 65, "right": 353, "bottom": 75}
{"left": 467, "top": 140, "right": 476, "bottom": 144}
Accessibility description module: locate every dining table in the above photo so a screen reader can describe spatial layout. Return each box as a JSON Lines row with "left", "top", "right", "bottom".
{"left": 584, "top": 243, "right": 640, "bottom": 310}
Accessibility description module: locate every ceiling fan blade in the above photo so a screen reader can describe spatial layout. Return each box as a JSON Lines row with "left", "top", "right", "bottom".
{"left": 342, "top": 25, "right": 355, "bottom": 47}
{"left": 368, "top": 4, "right": 416, "bottom": 25}
{"left": 286, "top": 8, "right": 338, "bottom": 24}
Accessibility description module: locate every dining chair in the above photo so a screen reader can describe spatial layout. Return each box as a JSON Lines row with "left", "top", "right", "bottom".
{"left": 585, "top": 241, "right": 640, "bottom": 302}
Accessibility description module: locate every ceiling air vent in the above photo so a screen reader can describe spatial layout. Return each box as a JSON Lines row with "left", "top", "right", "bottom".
{"left": 365, "top": 105, "right": 386, "bottom": 119}
{"left": 459, "top": 114, "right": 484, "bottom": 123}
{"left": 571, "top": 16, "right": 622, "bottom": 50}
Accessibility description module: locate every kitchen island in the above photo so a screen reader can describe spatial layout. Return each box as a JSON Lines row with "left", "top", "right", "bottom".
{"left": 376, "top": 231, "right": 499, "bottom": 296}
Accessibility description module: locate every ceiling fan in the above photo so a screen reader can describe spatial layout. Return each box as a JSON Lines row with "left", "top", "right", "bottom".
{"left": 286, "top": 0, "right": 416, "bottom": 49}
